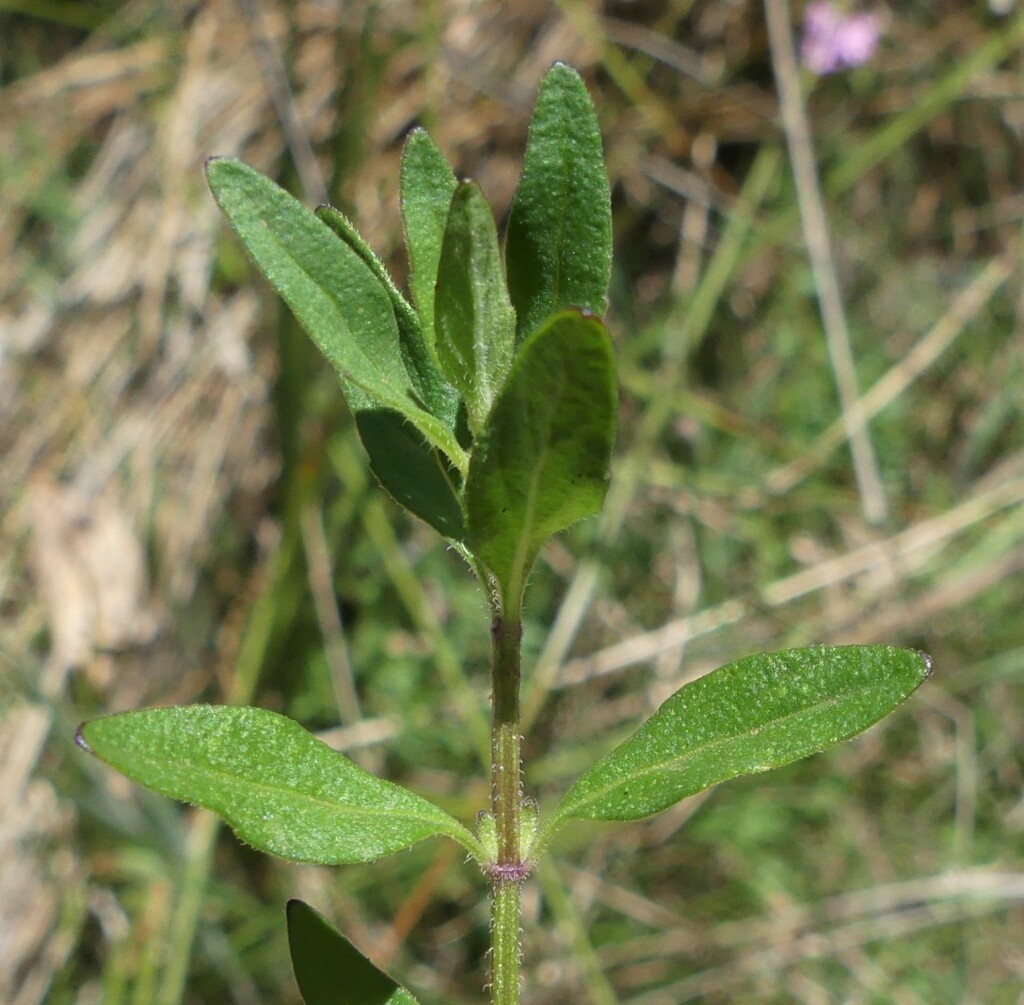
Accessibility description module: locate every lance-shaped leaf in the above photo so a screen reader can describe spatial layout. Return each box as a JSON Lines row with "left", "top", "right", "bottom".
{"left": 316, "top": 204, "right": 457, "bottom": 427}
{"left": 545, "top": 646, "right": 932, "bottom": 834}
{"left": 287, "top": 900, "right": 419, "bottom": 1005}
{"left": 206, "top": 158, "right": 465, "bottom": 473}
{"left": 400, "top": 128, "right": 458, "bottom": 349}
{"left": 77, "top": 705, "right": 484, "bottom": 864}
{"left": 434, "top": 181, "right": 515, "bottom": 436}
{"left": 505, "top": 63, "right": 612, "bottom": 342}
{"left": 465, "top": 309, "right": 616, "bottom": 608}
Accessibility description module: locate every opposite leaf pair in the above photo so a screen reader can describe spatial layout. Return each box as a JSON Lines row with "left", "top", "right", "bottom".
{"left": 76, "top": 646, "right": 930, "bottom": 868}
{"left": 207, "top": 62, "right": 615, "bottom": 614}
{"left": 77, "top": 647, "right": 930, "bottom": 1004}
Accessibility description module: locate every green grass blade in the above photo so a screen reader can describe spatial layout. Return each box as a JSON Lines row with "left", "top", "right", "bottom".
{"left": 547, "top": 646, "right": 931, "bottom": 831}
{"left": 505, "top": 63, "right": 612, "bottom": 341}
{"left": 77, "top": 705, "right": 485, "bottom": 864}
{"left": 287, "top": 900, "right": 419, "bottom": 1005}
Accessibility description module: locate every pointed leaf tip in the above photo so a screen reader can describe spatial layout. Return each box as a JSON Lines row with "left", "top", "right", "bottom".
{"left": 74, "top": 724, "right": 92, "bottom": 753}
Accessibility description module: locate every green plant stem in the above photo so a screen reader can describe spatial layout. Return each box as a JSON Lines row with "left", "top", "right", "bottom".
{"left": 490, "top": 880, "right": 521, "bottom": 1005}
{"left": 489, "top": 595, "right": 524, "bottom": 1004}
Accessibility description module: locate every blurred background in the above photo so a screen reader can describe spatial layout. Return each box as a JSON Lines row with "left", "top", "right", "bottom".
{"left": 3, "top": 1, "right": 1024, "bottom": 1002}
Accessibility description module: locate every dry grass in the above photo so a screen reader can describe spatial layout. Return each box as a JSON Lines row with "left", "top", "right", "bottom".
{"left": 2, "top": 1, "right": 1024, "bottom": 1003}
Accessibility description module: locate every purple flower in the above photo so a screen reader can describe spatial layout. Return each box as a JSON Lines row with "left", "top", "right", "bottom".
{"left": 801, "top": 2, "right": 880, "bottom": 75}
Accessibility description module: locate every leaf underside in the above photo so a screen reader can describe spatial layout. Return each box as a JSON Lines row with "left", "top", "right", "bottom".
{"left": 355, "top": 409, "right": 466, "bottom": 541}
{"left": 287, "top": 899, "right": 419, "bottom": 1005}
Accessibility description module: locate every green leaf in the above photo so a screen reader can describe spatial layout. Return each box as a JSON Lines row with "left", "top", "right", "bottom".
{"left": 205, "top": 158, "right": 465, "bottom": 473}
{"left": 505, "top": 63, "right": 612, "bottom": 341}
{"left": 315, "top": 204, "right": 457, "bottom": 427}
{"left": 77, "top": 705, "right": 484, "bottom": 863}
{"left": 355, "top": 409, "right": 466, "bottom": 541}
{"left": 465, "top": 309, "right": 616, "bottom": 608}
{"left": 547, "top": 646, "right": 932, "bottom": 831}
{"left": 287, "top": 900, "right": 419, "bottom": 1005}
{"left": 400, "top": 128, "right": 459, "bottom": 350}
{"left": 434, "top": 181, "right": 516, "bottom": 436}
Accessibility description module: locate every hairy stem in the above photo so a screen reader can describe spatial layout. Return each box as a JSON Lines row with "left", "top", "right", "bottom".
{"left": 489, "top": 600, "right": 524, "bottom": 1005}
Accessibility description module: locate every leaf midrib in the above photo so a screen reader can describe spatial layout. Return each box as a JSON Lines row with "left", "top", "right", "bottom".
{"left": 559, "top": 674, "right": 907, "bottom": 819}
{"left": 548, "top": 133, "right": 570, "bottom": 315}
{"left": 266, "top": 223, "right": 405, "bottom": 399}
{"left": 105, "top": 746, "right": 464, "bottom": 837}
